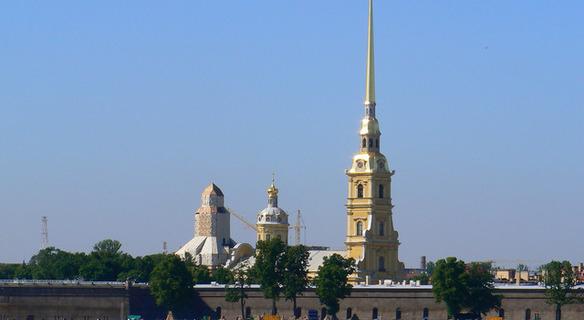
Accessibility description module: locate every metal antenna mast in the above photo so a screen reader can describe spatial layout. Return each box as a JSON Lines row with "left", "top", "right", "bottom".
{"left": 41, "top": 216, "right": 49, "bottom": 250}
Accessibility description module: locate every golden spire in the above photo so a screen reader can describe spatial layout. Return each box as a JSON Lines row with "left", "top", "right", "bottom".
{"left": 364, "top": 0, "right": 376, "bottom": 106}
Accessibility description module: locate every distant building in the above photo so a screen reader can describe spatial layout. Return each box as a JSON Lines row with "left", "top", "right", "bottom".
{"left": 176, "top": 183, "right": 253, "bottom": 268}
{"left": 494, "top": 269, "right": 530, "bottom": 282}
{"left": 256, "top": 179, "right": 289, "bottom": 244}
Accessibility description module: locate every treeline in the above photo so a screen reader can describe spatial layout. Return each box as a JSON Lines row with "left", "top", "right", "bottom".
{"left": 0, "top": 238, "right": 356, "bottom": 319}
{"left": 0, "top": 239, "right": 233, "bottom": 284}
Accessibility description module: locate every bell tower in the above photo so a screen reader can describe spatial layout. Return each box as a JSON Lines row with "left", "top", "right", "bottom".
{"left": 345, "top": 0, "right": 404, "bottom": 282}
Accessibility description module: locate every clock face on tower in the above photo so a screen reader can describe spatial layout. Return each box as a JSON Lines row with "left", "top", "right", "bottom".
{"left": 356, "top": 160, "right": 366, "bottom": 172}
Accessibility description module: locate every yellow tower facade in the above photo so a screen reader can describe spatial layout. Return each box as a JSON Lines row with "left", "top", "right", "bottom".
{"left": 256, "top": 180, "right": 289, "bottom": 244}
{"left": 345, "top": 0, "right": 404, "bottom": 282}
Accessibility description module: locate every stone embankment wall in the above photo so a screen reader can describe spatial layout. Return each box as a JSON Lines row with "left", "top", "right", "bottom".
{"left": 2, "top": 282, "right": 584, "bottom": 320}
{"left": 0, "top": 281, "right": 129, "bottom": 319}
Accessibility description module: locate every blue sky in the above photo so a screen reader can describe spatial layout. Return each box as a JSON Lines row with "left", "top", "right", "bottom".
{"left": 1, "top": 1, "right": 583, "bottom": 268}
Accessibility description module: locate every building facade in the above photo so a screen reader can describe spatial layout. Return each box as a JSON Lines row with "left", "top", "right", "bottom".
{"left": 345, "top": 0, "right": 404, "bottom": 282}
{"left": 176, "top": 183, "right": 253, "bottom": 268}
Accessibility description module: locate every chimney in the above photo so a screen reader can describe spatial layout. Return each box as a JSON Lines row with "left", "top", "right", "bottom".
{"left": 420, "top": 256, "right": 427, "bottom": 270}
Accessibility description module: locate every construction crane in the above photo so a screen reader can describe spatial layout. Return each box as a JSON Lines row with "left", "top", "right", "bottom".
{"left": 41, "top": 216, "right": 49, "bottom": 250}
{"left": 292, "top": 210, "right": 306, "bottom": 246}
{"left": 227, "top": 207, "right": 257, "bottom": 232}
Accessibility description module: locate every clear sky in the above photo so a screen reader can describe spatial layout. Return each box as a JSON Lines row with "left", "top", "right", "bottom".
{"left": 1, "top": 1, "right": 583, "bottom": 268}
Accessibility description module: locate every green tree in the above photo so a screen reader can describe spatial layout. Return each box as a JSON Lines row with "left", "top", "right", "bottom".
{"left": 28, "top": 247, "right": 85, "bottom": 280}
{"left": 282, "top": 245, "right": 310, "bottom": 318}
{"left": 183, "top": 252, "right": 213, "bottom": 284}
{"left": 314, "top": 254, "right": 355, "bottom": 320}
{"left": 0, "top": 264, "right": 19, "bottom": 279}
{"left": 149, "top": 254, "right": 194, "bottom": 312}
{"left": 543, "top": 260, "right": 584, "bottom": 320}
{"left": 412, "top": 272, "right": 430, "bottom": 285}
{"left": 426, "top": 261, "right": 436, "bottom": 276}
{"left": 93, "top": 239, "right": 122, "bottom": 256}
{"left": 14, "top": 262, "right": 32, "bottom": 279}
{"left": 79, "top": 239, "right": 126, "bottom": 281}
{"left": 432, "top": 257, "right": 501, "bottom": 319}
{"left": 226, "top": 266, "right": 253, "bottom": 320}
{"left": 254, "top": 238, "right": 287, "bottom": 315}
{"left": 213, "top": 266, "right": 234, "bottom": 284}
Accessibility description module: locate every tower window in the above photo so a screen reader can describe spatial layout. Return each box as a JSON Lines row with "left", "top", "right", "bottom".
{"left": 357, "top": 184, "right": 364, "bottom": 198}
{"left": 368, "top": 139, "right": 373, "bottom": 147}
{"left": 375, "top": 139, "right": 379, "bottom": 148}
{"left": 362, "top": 138, "right": 366, "bottom": 148}
{"left": 379, "top": 222, "right": 384, "bottom": 236}
{"left": 356, "top": 221, "right": 363, "bottom": 236}
{"left": 378, "top": 256, "right": 385, "bottom": 271}
{"left": 378, "top": 184, "right": 384, "bottom": 198}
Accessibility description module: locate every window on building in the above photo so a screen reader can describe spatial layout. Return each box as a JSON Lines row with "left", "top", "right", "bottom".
{"left": 216, "top": 307, "right": 222, "bottom": 319}
{"left": 246, "top": 307, "right": 252, "bottom": 320}
{"left": 356, "top": 221, "right": 363, "bottom": 236}
{"left": 499, "top": 309, "right": 505, "bottom": 318}
{"left": 378, "top": 184, "right": 384, "bottom": 198}
{"left": 362, "top": 139, "right": 367, "bottom": 148}
{"left": 378, "top": 256, "right": 385, "bottom": 271}
{"left": 276, "top": 234, "right": 281, "bottom": 240}
{"left": 372, "top": 308, "right": 378, "bottom": 320}
{"left": 525, "top": 309, "right": 531, "bottom": 320}
{"left": 321, "top": 308, "right": 327, "bottom": 320}
{"left": 395, "top": 308, "right": 401, "bottom": 320}
{"left": 266, "top": 234, "right": 271, "bottom": 241}
{"left": 375, "top": 139, "right": 379, "bottom": 148}
{"left": 357, "top": 184, "right": 364, "bottom": 198}
{"left": 423, "top": 308, "right": 429, "bottom": 319}
{"left": 369, "top": 139, "right": 373, "bottom": 147}
{"left": 379, "top": 221, "right": 384, "bottom": 236}
{"left": 346, "top": 308, "right": 352, "bottom": 320}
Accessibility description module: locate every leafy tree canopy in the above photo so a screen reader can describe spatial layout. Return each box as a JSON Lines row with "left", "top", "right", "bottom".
{"left": 254, "top": 238, "right": 287, "bottom": 314}
{"left": 432, "top": 257, "right": 501, "bottom": 319}
{"left": 149, "top": 254, "right": 194, "bottom": 312}
{"left": 543, "top": 260, "right": 583, "bottom": 320}
{"left": 283, "top": 245, "right": 310, "bottom": 317}
{"left": 314, "top": 254, "right": 355, "bottom": 318}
